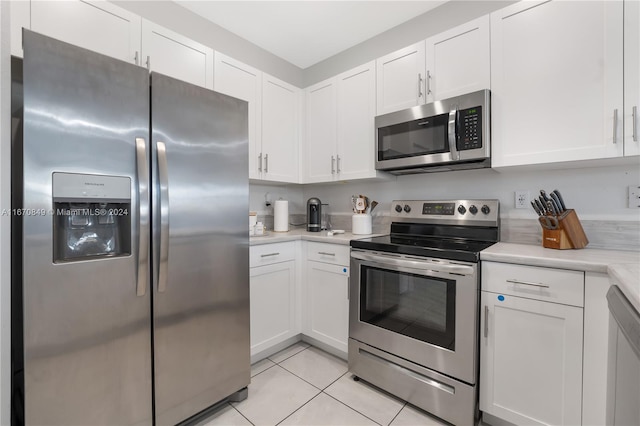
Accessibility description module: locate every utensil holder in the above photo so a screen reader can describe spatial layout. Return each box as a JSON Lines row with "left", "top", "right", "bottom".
{"left": 540, "top": 209, "right": 588, "bottom": 250}
{"left": 352, "top": 214, "right": 372, "bottom": 235}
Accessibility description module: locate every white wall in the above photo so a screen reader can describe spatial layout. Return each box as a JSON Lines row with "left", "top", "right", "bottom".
{"left": 303, "top": 0, "right": 515, "bottom": 86}
{"left": 0, "top": 1, "right": 11, "bottom": 424}
{"left": 111, "top": 0, "right": 304, "bottom": 87}
{"left": 301, "top": 164, "right": 640, "bottom": 221}
{"left": 250, "top": 182, "right": 305, "bottom": 216}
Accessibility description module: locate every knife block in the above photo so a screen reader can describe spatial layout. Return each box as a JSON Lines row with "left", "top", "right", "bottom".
{"left": 541, "top": 209, "right": 589, "bottom": 250}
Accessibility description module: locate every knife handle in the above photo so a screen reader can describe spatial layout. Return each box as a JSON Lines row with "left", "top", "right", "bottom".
{"left": 531, "top": 201, "right": 542, "bottom": 216}
{"left": 549, "top": 192, "right": 563, "bottom": 213}
{"left": 552, "top": 189, "right": 567, "bottom": 211}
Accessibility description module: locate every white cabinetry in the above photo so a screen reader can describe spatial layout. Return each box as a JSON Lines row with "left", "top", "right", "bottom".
{"left": 624, "top": 0, "right": 640, "bottom": 156}
{"left": 376, "top": 42, "right": 426, "bottom": 115}
{"left": 304, "top": 242, "right": 350, "bottom": 356}
{"left": 480, "top": 262, "right": 584, "bottom": 426}
{"left": 31, "top": 0, "right": 141, "bottom": 64}
{"left": 491, "top": 0, "right": 624, "bottom": 167}
{"left": 10, "top": 0, "right": 30, "bottom": 57}
{"left": 304, "top": 78, "right": 337, "bottom": 183}
{"left": 249, "top": 243, "right": 297, "bottom": 357}
{"left": 214, "top": 54, "right": 299, "bottom": 183}
{"left": 214, "top": 53, "right": 262, "bottom": 179}
{"left": 376, "top": 17, "right": 490, "bottom": 115}
{"left": 141, "top": 20, "right": 213, "bottom": 89}
{"left": 261, "top": 74, "right": 300, "bottom": 183}
{"left": 304, "top": 62, "right": 385, "bottom": 183}
{"left": 425, "top": 15, "right": 490, "bottom": 102}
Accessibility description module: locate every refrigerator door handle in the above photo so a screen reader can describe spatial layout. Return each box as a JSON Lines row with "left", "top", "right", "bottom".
{"left": 136, "top": 138, "right": 149, "bottom": 297}
{"left": 157, "top": 141, "right": 170, "bottom": 293}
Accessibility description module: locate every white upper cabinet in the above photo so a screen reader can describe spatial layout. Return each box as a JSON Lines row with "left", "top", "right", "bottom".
{"left": 10, "top": 0, "right": 30, "bottom": 57}
{"left": 304, "top": 79, "right": 337, "bottom": 183}
{"left": 425, "top": 15, "right": 490, "bottom": 102}
{"left": 625, "top": 0, "right": 640, "bottom": 156}
{"left": 491, "top": 0, "right": 624, "bottom": 167}
{"left": 141, "top": 20, "right": 213, "bottom": 89}
{"left": 31, "top": 0, "right": 141, "bottom": 64}
{"left": 214, "top": 53, "right": 262, "bottom": 179}
{"left": 336, "top": 61, "right": 379, "bottom": 181}
{"left": 260, "top": 74, "right": 300, "bottom": 183}
{"left": 376, "top": 41, "right": 426, "bottom": 115}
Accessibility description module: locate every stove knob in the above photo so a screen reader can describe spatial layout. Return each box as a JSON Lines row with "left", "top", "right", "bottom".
{"left": 469, "top": 205, "right": 478, "bottom": 215}
{"left": 395, "top": 204, "right": 403, "bottom": 213}
{"left": 457, "top": 205, "right": 466, "bottom": 215}
{"left": 403, "top": 204, "right": 411, "bottom": 213}
{"left": 481, "top": 205, "right": 491, "bottom": 215}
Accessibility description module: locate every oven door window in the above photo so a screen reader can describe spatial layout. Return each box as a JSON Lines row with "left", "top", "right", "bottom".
{"left": 378, "top": 113, "right": 449, "bottom": 161}
{"left": 360, "top": 265, "right": 456, "bottom": 351}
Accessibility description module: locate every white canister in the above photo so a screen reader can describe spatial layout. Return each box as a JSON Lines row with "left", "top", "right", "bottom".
{"left": 249, "top": 212, "right": 257, "bottom": 235}
{"left": 352, "top": 214, "right": 372, "bottom": 235}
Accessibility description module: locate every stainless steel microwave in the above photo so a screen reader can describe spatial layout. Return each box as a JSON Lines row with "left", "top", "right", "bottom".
{"left": 375, "top": 89, "right": 490, "bottom": 174}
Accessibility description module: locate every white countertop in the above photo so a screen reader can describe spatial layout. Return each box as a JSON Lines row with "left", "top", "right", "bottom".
{"left": 250, "top": 228, "right": 383, "bottom": 246}
{"left": 482, "top": 242, "right": 640, "bottom": 312}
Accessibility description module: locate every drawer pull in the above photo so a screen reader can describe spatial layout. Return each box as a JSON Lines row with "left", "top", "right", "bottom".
{"left": 261, "top": 252, "right": 280, "bottom": 258}
{"left": 506, "top": 279, "right": 550, "bottom": 289}
{"left": 484, "top": 305, "right": 489, "bottom": 338}
{"left": 318, "top": 252, "right": 336, "bottom": 256}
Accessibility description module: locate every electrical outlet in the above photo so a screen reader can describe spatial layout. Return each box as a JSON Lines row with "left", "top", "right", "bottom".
{"left": 628, "top": 186, "right": 640, "bottom": 208}
{"left": 515, "top": 190, "right": 530, "bottom": 209}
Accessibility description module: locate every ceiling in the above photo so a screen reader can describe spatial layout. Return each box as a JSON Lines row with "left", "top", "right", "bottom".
{"left": 175, "top": 1, "right": 447, "bottom": 69}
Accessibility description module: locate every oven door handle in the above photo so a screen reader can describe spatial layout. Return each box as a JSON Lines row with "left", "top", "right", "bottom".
{"left": 351, "top": 252, "right": 475, "bottom": 276}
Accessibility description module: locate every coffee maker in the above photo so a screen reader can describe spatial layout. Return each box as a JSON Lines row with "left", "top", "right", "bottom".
{"left": 307, "top": 197, "right": 321, "bottom": 232}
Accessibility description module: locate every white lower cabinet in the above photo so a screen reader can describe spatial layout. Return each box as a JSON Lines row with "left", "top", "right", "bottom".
{"left": 303, "top": 242, "right": 350, "bottom": 356}
{"left": 249, "top": 244, "right": 297, "bottom": 357}
{"left": 305, "top": 260, "right": 350, "bottom": 354}
{"left": 480, "top": 262, "right": 585, "bottom": 426}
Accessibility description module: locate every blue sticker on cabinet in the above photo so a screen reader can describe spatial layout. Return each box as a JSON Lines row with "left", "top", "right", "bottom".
{"left": 498, "top": 295, "right": 505, "bottom": 301}
{"left": 343, "top": 268, "right": 347, "bottom": 273}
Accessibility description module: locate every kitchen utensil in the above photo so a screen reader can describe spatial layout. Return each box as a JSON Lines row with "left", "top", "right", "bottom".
{"left": 534, "top": 198, "right": 546, "bottom": 215}
{"left": 549, "top": 192, "right": 563, "bottom": 213}
{"left": 355, "top": 197, "right": 366, "bottom": 213}
{"left": 552, "top": 189, "right": 567, "bottom": 211}
{"left": 351, "top": 195, "right": 358, "bottom": 213}
{"left": 370, "top": 201, "right": 379, "bottom": 213}
{"left": 540, "top": 190, "right": 551, "bottom": 204}
{"left": 531, "top": 201, "right": 542, "bottom": 216}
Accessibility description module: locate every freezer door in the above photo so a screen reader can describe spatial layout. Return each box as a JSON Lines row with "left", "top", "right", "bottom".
{"left": 151, "top": 72, "right": 250, "bottom": 425}
{"left": 21, "top": 31, "right": 152, "bottom": 424}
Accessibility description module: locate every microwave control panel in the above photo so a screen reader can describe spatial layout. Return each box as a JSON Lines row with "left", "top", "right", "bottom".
{"left": 458, "top": 106, "right": 482, "bottom": 151}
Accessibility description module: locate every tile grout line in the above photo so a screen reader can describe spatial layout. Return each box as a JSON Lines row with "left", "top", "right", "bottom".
{"left": 276, "top": 362, "right": 339, "bottom": 392}
{"left": 274, "top": 389, "right": 323, "bottom": 426}
{"left": 321, "top": 389, "right": 386, "bottom": 426}
{"left": 321, "top": 370, "right": 350, "bottom": 392}
{"left": 267, "top": 344, "right": 311, "bottom": 365}
{"left": 228, "top": 402, "right": 256, "bottom": 426}
{"left": 250, "top": 360, "right": 278, "bottom": 379}
{"left": 386, "top": 402, "right": 407, "bottom": 426}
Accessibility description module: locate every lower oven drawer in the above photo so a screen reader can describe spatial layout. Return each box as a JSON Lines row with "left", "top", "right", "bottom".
{"left": 348, "top": 339, "right": 477, "bottom": 426}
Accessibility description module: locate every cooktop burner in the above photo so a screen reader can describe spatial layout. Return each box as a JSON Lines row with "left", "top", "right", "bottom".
{"left": 350, "top": 234, "right": 497, "bottom": 262}
{"left": 350, "top": 199, "right": 500, "bottom": 263}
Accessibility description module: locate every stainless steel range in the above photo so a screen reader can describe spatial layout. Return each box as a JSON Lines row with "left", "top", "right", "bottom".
{"left": 349, "top": 199, "right": 499, "bottom": 426}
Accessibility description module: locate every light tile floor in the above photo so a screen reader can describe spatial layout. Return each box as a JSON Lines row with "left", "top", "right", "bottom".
{"left": 200, "top": 342, "right": 449, "bottom": 426}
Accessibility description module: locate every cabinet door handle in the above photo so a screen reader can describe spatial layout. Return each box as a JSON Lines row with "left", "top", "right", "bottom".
{"left": 331, "top": 156, "right": 336, "bottom": 174}
{"left": 261, "top": 252, "right": 280, "bottom": 258}
{"left": 484, "top": 305, "right": 489, "bottom": 338}
{"left": 613, "top": 108, "right": 619, "bottom": 144}
{"left": 336, "top": 155, "right": 341, "bottom": 173}
{"left": 318, "top": 251, "right": 335, "bottom": 256}
{"left": 258, "top": 153, "right": 262, "bottom": 172}
{"left": 134, "top": 51, "right": 139, "bottom": 66}
{"left": 633, "top": 106, "right": 638, "bottom": 142}
{"left": 265, "top": 153, "right": 269, "bottom": 173}
{"left": 426, "top": 70, "right": 432, "bottom": 95}
{"left": 146, "top": 55, "right": 151, "bottom": 70}
{"left": 506, "top": 279, "right": 550, "bottom": 289}
{"left": 418, "top": 73, "right": 423, "bottom": 99}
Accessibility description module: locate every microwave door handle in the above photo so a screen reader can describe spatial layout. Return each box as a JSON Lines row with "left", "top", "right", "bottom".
{"left": 448, "top": 109, "right": 459, "bottom": 161}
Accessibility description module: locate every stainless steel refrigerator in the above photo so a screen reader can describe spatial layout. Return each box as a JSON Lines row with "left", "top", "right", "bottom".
{"left": 11, "top": 30, "right": 250, "bottom": 425}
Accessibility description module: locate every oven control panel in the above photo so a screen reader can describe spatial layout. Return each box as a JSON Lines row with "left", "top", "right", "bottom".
{"left": 391, "top": 199, "right": 499, "bottom": 225}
